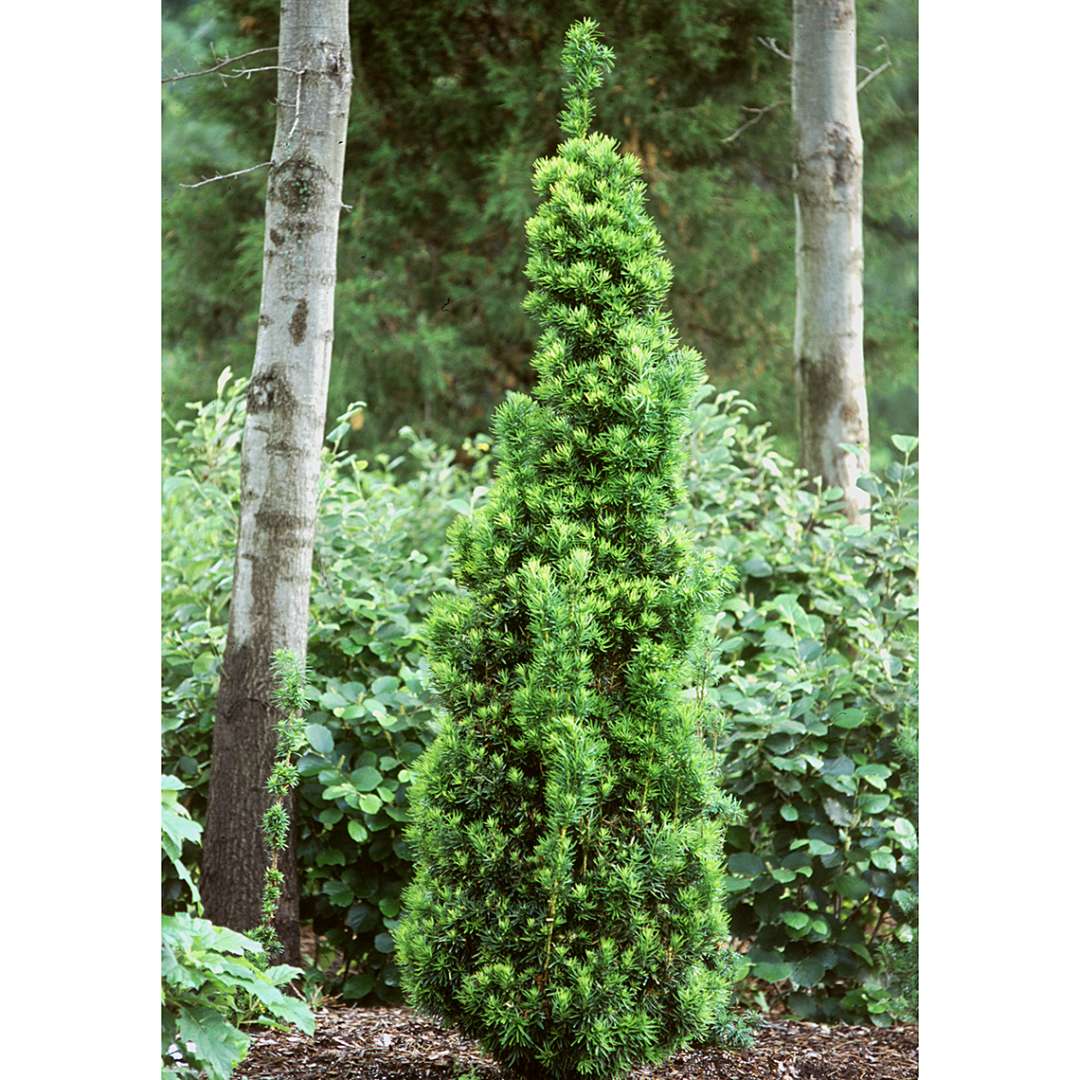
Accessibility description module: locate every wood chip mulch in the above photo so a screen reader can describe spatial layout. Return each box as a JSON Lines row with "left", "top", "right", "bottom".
{"left": 238, "top": 1005, "right": 918, "bottom": 1080}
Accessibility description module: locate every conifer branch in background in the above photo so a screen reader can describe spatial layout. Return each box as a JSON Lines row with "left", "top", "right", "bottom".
{"left": 250, "top": 650, "right": 308, "bottom": 961}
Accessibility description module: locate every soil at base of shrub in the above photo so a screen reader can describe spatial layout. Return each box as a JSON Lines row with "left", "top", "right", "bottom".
{"left": 238, "top": 1004, "right": 917, "bottom": 1080}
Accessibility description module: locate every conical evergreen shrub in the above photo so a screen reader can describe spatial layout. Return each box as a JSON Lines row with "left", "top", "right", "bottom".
{"left": 396, "top": 20, "right": 741, "bottom": 1078}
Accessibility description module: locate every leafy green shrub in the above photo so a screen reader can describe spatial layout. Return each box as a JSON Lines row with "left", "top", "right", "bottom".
{"left": 162, "top": 774, "right": 204, "bottom": 905}
{"left": 162, "top": 372, "right": 490, "bottom": 995}
{"left": 395, "top": 23, "right": 742, "bottom": 1078}
{"left": 682, "top": 391, "right": 919, "bottom": 1022}
{"left": 877, "top": 692, "right": 918, "bottom": 1022}
{"left": 293, "top": 419, "right": 492, "bottom": 999}
{"left": 162, "top": 914, "right": 314, "bottom": 1080}
{"left": 163, "top": 373, "right": 917, "bottom": 1021}
{"left": 162, "top": 371, "right": 244, "bottom": 914}
{"left": 161, "top": 776, "right": 314, "bottom": 1079}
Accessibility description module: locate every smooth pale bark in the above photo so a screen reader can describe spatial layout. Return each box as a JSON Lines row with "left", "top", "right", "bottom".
{"left": 202, "top": 0, "right": 352, "bottom": 964}
{"left": 792, "top": 0, "right": 870, "bottom": 525}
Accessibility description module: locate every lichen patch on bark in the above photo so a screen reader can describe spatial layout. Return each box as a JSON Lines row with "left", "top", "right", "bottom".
{"left": 247, "top": 370, "right": 276, "bottom": 413}
{"left": 273, "top": 157, "right": 324, "bottom": 215}
{"left": 289, "top": 298, "right": 309, "bottom": 345}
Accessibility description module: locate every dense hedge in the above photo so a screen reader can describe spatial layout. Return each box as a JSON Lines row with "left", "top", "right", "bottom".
{"left": 163, "top": 371, "right": 492, "bottom": 999}
{"left": 684, "top": 392, "right": 918, "bottom": 1022}
{"left": 163, "top": 374, "right": 917, "bottom": 1023}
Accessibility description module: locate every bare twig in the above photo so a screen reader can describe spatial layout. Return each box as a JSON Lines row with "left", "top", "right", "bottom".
{"left": 287, "top": 70, "right": 305, "bottom": 144}
{"left": 857, "top": 36, "right": 893, "bottom": 93}
{"left": 721, "top": 102, "right": 785, "bottom": 145}
{"left": 856, "top": 58, "right": 892, "bottom": 92}
{"left": 179, "top": 161, "right": 274, "bottom": 189}
{"left": 161, "top": 46, "right": 278, "bottom": 84}
{"left": 218, "top": 64, "right": 301, "bottom": 80}
{"left": 757, "top": 36, "right": 791, "bottom": 62}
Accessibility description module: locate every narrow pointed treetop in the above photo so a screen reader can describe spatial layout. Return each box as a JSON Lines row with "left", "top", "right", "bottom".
{"left": 558, "top": 17, "right": 616, "bottom": 139}
{"left": 396, "top": 20, "right": 741, "bottom": 1079}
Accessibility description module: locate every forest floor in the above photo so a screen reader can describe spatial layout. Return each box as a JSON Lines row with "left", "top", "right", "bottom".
{"left": 238, "top": 1005, "right": 918, "bottom": 1080}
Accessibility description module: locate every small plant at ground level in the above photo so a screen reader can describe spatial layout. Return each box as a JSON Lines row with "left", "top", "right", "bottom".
{"left": 162, "top": 913, "right": 314, "bottom": 1080}
{"left": 251, "top": 649, "right": 310, "bottom": 959}
{"left": 396, "top": 21, "right": 743, "bottom": 1079}
{"left": 161, "top": 774, "right": 314, "bottom": 1079}
{"left": 163, "top": 774, "right": 203, "bottom": 904}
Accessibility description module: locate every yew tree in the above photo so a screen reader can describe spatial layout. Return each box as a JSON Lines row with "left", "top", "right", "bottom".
{"left": 395, "top": 21, "right": 741, "bottom": 1078}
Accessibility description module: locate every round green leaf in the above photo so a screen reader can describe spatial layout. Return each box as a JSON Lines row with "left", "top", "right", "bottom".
{"left": 352, "top": 766, "right": 382, "bottom": 792}
{"left": 305, "top": 723, "right": 334, "bottom": 755}
{"left": 342, "top": 973, "right": 375, "bottom": 1001}
{"left": 791, "top": 955, "right": 827, "bottom": 989}
{"left": 363, "top": 697, "right": 388, "bottom": 721}
{"left": 834, "top": 874, "right": 870, "bottom": 900}
{"left": 727, "top": 852, "right": 765, "bottom": 877}
{"left": 322, "top": 783, "right": 354, "bottom": 801}
{"left": 742, "top": 557, "right": 772, "bottom": 578}
{"left": 833, "top": 708, "right": 866, "bottom": 730}
{"left": 323, "top": 880, "right": 354, "bottom": 907}
{"left": 859, "top": 793, "right": 891, "bottom": 814}
{"left": 754, "top": 960, "right": 792, "bottom": 983}
{"left": 870, "top": 849, "right": 897, "bottom": 872}
{"left": 892, "top": 817, "right": 917, "bottom": 840}
{"left": 821, "top": 755, "right": 855, "bottom": 777}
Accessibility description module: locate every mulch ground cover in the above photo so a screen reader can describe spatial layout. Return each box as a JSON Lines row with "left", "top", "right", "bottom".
{"left": 238, "top": 1005, "right": 918, "bottom": 1080}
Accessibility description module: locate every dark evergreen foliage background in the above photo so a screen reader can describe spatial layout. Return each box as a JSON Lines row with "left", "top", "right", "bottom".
{"left": 162, "top": 0, "right": 916, "bottom": 459}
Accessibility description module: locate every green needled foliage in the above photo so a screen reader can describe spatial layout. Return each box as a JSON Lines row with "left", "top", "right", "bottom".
{"left": 395, "top": 21, "right": 742, "bottom": 1078}
{"left": 251, "top": 649, "right": 308, "bottom": 960}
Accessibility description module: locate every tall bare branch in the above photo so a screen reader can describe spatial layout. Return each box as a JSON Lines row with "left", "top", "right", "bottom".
{"left": 162, "top": 47, "right": 278, "bottom": 84}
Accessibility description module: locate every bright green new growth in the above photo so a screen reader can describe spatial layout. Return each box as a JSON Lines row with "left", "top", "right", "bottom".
{"left": 396, "top": 20, "right": 740, "bottom": 1078}
{"left": 251, "top": 649, "right": 308, "bottom": 961}
{"left": 557, "top": 18, "right": 615, "bottom": 140}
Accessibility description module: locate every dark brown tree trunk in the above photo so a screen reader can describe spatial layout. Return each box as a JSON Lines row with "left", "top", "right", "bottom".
{"left": 203, "top": 671, "right": 303, "bottom": 961}
{"left": 201, "top": 0, "right": 353, "bottom": 965}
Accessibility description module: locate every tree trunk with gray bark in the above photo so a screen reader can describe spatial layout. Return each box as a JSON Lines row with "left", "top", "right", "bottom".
{"left": 202, "top": 0, "right": 353, "bottom": 965}
{"left": 792, "top": 0, "right": 870, "bottom": 525}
